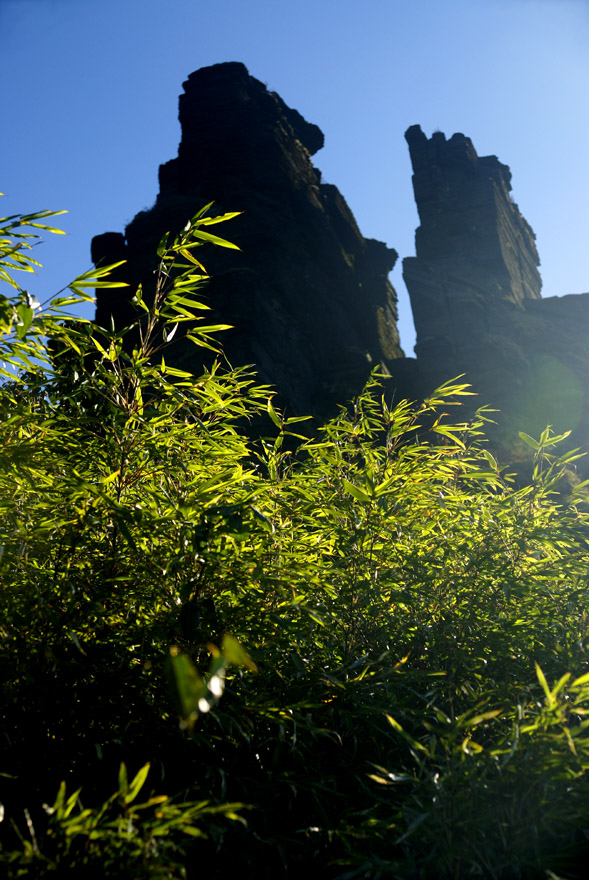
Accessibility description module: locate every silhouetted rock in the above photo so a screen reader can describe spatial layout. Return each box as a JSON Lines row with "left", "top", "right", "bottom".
{"left": 92, "top": 62, "right": 404, "bottom": 419}
{"left": 403, "top": 125, "right": 589, "bottom": 464}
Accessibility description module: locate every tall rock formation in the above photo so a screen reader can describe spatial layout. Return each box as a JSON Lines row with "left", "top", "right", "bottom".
{"left": 91, "top": 67, "right": 589, "bottom": 466}
{"left": 403, "top": 125, "right": 589, "bottom": 459}
{"left": 92, "top": 62, "right": 404, "bottom": 418}
{"left": 403, "top": 125, "right": 542, "bottom": 384}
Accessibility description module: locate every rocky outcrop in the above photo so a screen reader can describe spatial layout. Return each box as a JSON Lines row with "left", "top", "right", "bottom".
{"left": 91, "top": 65, "right": 589, "bottom": 466}
{"left": 403, "top": 125, "right": 589, "bottom": 461}
{"left": 92, "top": 62, "right": 404, "bottom": 418}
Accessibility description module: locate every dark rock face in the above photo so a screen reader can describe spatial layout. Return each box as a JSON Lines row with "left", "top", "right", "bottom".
{"left": 92, "top": 62, "right": 404, "bottom": 418}
{"left": 403, "top": 125, "right": 542, "bottom": 382}
{"left": 403, "top": 125, "right": 589, "bottom": 460}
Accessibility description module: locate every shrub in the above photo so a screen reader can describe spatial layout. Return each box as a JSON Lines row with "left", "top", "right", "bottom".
{"left": 1, "top": 202, "right": 589, "bottom": 878}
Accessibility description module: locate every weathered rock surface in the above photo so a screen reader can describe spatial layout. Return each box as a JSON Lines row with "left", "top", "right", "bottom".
{"left": 92, "top": 62, "right": 404, "bottom": 418}
{"left": 402, "top": 125, "right": 589, "bottom": 462}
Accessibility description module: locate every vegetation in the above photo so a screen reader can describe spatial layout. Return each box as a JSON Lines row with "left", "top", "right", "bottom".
{"left": 2, "top": 202, "right": 589, "bottom": 878}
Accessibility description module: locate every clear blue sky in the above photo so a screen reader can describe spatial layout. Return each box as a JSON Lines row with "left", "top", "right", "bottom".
{"left": 2, "top": 0, "right": 588, "bottom": 355}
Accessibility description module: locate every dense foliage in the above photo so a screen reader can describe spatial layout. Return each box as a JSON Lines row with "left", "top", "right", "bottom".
{"left": 2, "top": 204, "right": 589, "bottom": 878}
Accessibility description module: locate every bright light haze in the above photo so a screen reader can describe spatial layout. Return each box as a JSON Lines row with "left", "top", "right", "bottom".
{"left": 2, "top": 0, "right": 588, "bottom": 356}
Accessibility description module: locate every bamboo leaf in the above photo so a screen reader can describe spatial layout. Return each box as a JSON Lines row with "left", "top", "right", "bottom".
{"left": 519, "top": 431, "right": 541, "bottom": 450}
{"left": 343, "top": 479, "right": 372, "bottom": 502}
{"left": 125, "top": 763, "right": 151, "bottom": 805}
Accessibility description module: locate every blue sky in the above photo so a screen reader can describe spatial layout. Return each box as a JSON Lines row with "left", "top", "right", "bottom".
{"left": 1, "top": 0, "right": 588, "bottom": 355}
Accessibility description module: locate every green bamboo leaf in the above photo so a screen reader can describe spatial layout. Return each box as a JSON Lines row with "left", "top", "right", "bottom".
{"left": 101, "top": 470, "right": 121, "bottom": 486}
{"left": 178, "top": 248, "right": 206, "bottom": 268}
{"left": 221, "top": 634, "right": 258, "bottom": 673}
{"left": 118, "top": 763, "right": 128, "bottom": 795}
{"left": 306, "top": 609, "right": 326, "bottom": 626}
{"left": 125, "top": 763, "right": 151, "bottom": 805}
{"left": 432, "top": 424, "right": 466, "bottom": 448}
{"left": 374, "top": 473, "right": 397, "bottom": 495}
{"left": 190, "top": 201, "right": 215, "bottom": 221}
{"left": 63, "top": 788, "right": 82, "bottom": 818}
{"left": 48, "top": 781, "right": 67, "bottom": 817}
{"left": 188, "top": 228, "right": 241, "bottom": 250}
{"left": 551, "top": 672, "right": 571, "bottom": 699}
{"left": 518, "top": 431, "right": 541, "bottom": 450}
{"left": 169, "top": 646, "right": 209, "bottom": 725}
{"left": 467, "top": 709, "right": 503, "bottom": 726}
{"left": 70, "top": 280, "right": 128, "bottom": 289}
{"left": 25, "top": 223, "right": 66, "bottom": 234}
{"left": 180, "top": 825, "right": 207, "bottom": 837}
{"left": 385, "top": 714, "right": 428, "bottom": 753}
{"left": 51, "top": 295, "right": 92, "bottom": 308}
{"left": 267, "top": 398, "right": 282, "bottom": 429}
{"left": 481, "top": 449, "right": 498, "bottom": 468}
{"left": 343, "top": 479, "right": 372, "bottom": 502}
{"left": 572, "top": 671, "right": 589, "bottom": 688}
{"left": 535, "top": 662, "right": 554, "bottom": 705}
{"left": 251, "top": 506, "right": 274, "bottom": 533}
{"left": 165, "top": 294, "right": 209, "bottom": 307}
{"left": 196, "top": 211, "right": 242, "bottom": 226}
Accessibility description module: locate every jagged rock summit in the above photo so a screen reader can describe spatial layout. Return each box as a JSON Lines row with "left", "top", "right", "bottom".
{"left": 92, "top": 61, "right": 404, "bottom": 418}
